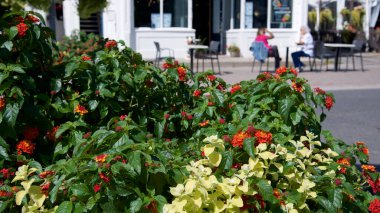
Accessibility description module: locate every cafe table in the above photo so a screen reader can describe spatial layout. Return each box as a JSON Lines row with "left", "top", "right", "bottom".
{"left": 324, "top": 43, "right": 355, "bottom": 71}
{"left": 188, "top": 44, "right": 208, "bottom": 74}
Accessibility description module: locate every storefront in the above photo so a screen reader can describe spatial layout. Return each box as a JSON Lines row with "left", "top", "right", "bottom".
{"left": 59, "top": 0, "right": 375, "bottom": 59}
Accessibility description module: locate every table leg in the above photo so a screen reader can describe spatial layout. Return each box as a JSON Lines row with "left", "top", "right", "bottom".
{"left": 285, "top": 47, "right": 289, "bottom": 67}
{"left": 334, "top": 47, "right": 340, "bottom": 71}
{"left": 189, "top": 49, "right": 194, "bottom": 75}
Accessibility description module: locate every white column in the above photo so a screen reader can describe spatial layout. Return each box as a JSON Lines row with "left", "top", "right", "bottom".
{"left": 337, "top": 0, "right": 345, "bottom": 30}
{"left": 230, "top": 0, "right": 234, "bottom": 29}
{"left": 125, "top": 0, "right": 135, "bottom": 49}
{"left": 160, "top": 0, "right": 164, "bottom": 28}
{"left": 240, "top": 0, "right": 245, "bottom": 29}
{"left": 62, "top": 0, "right": 80, "bottom": 36}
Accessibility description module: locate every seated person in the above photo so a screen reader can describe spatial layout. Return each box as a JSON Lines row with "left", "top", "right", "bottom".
{"left": 291, "top": 26, "right": 314, "bottom": 71}
{"left": 255, "top": 27, "right": 281, "bottom": 69}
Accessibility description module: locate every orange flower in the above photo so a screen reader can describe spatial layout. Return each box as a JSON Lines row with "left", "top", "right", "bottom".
{"left": 16, "top": 139, "right": 35, "bottom": 155}
{"left": 0, "top": 96, "right": 5, "bottom": 111}
{"left": 39, "top": 170, "right": 55, "bottom": 179}
{"left": 275, "top": 66, "right": 287, "bottom": 75}
{"left": 289, "top": 67, "right": 298, "bottom": 76}
{"left": 292, "top": 81, "right": 304, "bottom": 93}
{"left": 361, "top": 148, "right": 369, "bottom": 155}
{"left": 95, "top": 154, "right": 108, "bottom": 163}
{"left": 257, "top": 72, "right": 272, "bottom": 82}
{"left": 199, "top": 120, "right": 209, "bottom": 127}
{"left": 337, "top": 158, "right": 351, "bottom": 166}
{"left": 325, "top": 95, "right": 334, "bottom": 110}
{"left": 230, "top": 84, "right": 241, "bottom": 94}
{"left": 74, "top": 104, "right": 88, "bottom": 116}
{"left": 273, "top": 188, "right": 281, "bottom": 199}
{"left": 105, "top": 40, "right": 117, "bottom": 49}
{"left": 16, "top": 22, "right": 28, "bottom": 37}
{"left": 0, "top": 190, "right": 12, "bottom": 197}
{"left": 177, "top": 67, "right": 187, "bottom": 81}
{"left": 231, "top": 131, "right": 251, "bottom": 148}
{"left": 254, "top": 130, "right": 272, "bottom": 145}
{"left": 40, "top": 182, "right": 51, "bottom": 196}
{"left": 362, "top": 165, "right": 376, "bottom": 172}
{"left": 23, "top": 127, "right": 39, "bottom": 140}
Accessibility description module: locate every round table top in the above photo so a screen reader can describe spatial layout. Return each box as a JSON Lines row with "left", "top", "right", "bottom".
{"left": 324, "top": 43, "right": 355, "bottom": 48}
{"left": 188, "top": 44, "right": 208, "bottom": 49}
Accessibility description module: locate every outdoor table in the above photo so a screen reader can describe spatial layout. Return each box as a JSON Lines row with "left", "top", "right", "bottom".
{"left": 188, "top": 44, "right": 208, "bottom": 74}
{"left": 285, "top": 44, "right": 303, "bottom": 67}
{"left": 324, "top": 43, "right": 355, "bottom": 71}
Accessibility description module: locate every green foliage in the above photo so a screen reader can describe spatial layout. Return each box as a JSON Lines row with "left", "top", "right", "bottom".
{"left": 77, "top": 0, "right": 108, "bottom": 18}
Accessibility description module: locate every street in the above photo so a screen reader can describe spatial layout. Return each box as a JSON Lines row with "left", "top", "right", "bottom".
{"left": 322, "top": 89, "right": 380, "bottom": 165}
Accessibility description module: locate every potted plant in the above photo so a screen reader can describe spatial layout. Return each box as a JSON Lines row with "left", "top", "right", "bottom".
{"left": 227, "top": 44, "right": 240, "bottom": 57}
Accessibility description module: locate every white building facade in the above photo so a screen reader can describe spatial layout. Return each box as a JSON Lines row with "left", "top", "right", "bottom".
{"left": 59, "top": 0, "right": 380, "bottom": 59}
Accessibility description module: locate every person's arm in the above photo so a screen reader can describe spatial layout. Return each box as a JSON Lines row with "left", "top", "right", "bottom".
{"left": 266, "top": 29, "right": 274, "bottom": 39}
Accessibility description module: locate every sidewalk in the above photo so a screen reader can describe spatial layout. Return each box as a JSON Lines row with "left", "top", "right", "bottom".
{"left": 178, "top": 52, "right": 380, "bottom": 91}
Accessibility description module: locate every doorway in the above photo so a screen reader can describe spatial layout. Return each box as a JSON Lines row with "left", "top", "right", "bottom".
{"left": 193, "top": 0, "right": 212, "bottom": 45}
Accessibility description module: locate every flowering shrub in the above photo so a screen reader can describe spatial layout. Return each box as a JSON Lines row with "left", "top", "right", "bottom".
{"left": 0, "top": 11, "right": 379, "bottom": 212}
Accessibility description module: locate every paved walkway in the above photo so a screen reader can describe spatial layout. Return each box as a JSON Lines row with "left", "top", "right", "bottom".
{"left": 179, "top": 52, "right": 380, "bottom": 91}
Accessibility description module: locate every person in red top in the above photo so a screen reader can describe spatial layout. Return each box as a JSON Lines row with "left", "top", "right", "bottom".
{"left": 255, "top": 27, "right": 281, "bottom": 68}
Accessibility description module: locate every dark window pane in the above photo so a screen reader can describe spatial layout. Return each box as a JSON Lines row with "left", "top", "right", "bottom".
{"left": 245, "top": 0, "right": 268, "bottom": 29}
{"left": 270, "top": 0, "right": 292, "bottom": 28}
{"left": 134, "top": 0, "right": 160, "bottom": 28}
{"left": 164, "top": 0, "right": 188, "bottom": 27}
{"left": 234, "top": 0, "right": 241, "bottom": 29}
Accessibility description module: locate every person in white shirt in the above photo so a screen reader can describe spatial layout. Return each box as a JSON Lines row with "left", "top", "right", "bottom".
{"left": 291, "top": 26, "right": 314, "bottom": 71}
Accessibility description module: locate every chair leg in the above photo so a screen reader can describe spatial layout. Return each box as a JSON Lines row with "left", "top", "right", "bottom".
{"left": 259, "top": 61, "right": 263, "bottom": 73}
{"left": 216, "top": 56, "right": 221, "bottom": 75}
{"left": 210, "top": 59, "right": 215, "bottom": 73}
{"left": 326, "top": 58, "right": 329, "bottom": 70}
{"left": 359, "top": 53, "right": 364, "bottom": 71}
{"left": 251, "top": 58, "right": 256, "bottom": 73}
{"left": 352, "top": 56, "right": 355, "bottom": 71}
{"left": 266, "top": 59, "right": 269, "bottom": 72}
{"left": 308, "top": 57, "right": 313, "bottom": 71}
{"left": 345, "top": 56, "right": 349, "bottom": 71}
{"left": 202, "top": 59, "right": 205, "bottom": 72}
{"left": 320, "top": 58, "right": 323, "bottom": 71}
{"left": 196, "top": 58, "right": 199, "bottom": 73}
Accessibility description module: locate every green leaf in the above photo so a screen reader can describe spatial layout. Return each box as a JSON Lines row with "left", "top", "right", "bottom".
{"left": 56, "top": 201, "right": 73, "bottom": 213}
{"left": 329, "top": 188, "right": 342, "bottom": 210}
{"left": 1, "top": 41, "right": 13, "bottom": 51}
{"left": 33, "top": 25, "right": 40, "bottom": 39}
{"left": 134, "top": 68, "right": 147, "bottom": 82}
{"left": 278, "top": 97, "right": 294, "bottom": 123}
{"left": 0, "top": 71, "right": 9, "bottom": 86}
{"left": 243, "top": 138, "right": 255, "bottom": 158}
{"left": 130, "top": 198, "right": 143, "bottom": 213}
{"left": 0, "top": 137, "right": 10, "bottom": 161}
{"left": 290, "top": 111, "right": 301, "bottom": 126}
{"left": 51, "top": 78, "right": 62, "bottom": 93}
{"left": 9, "top": 26, "right": 18, "bottom": 40}
{"left": 128, "top": 151, "right": 142, "bottom": 175}
{"left": 221, "top": 151, "right": 233, "bottom": 170}
{"left": 88, "top": 100, "right": 99, "bottom": 111}
{"left": 257, "top": 180, "right": 275, "bottom": 203}
{"left": 70, "top": 183, "right": 90, "bottom": 198}
{"left": 316, "top": 197, "right": 334, "bottom": 212}
{"left": 154, "top": 121, "right": 164, "bottom": 138}
{"left": 56, "top": 122, "right": 72, "bottom": 139}
{"left": 212, "top": 90, "right": 224, "bottom": 105}
{"left": 65, "top": 63, "right": 79, "bottom": 77}
{"left": 0, "top": 200, "right": 10, "bottom": 212}
{"left": 3, "top": 103, "right": 19, "bottom": 128}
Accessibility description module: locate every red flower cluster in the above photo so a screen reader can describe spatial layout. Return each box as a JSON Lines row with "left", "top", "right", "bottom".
{"left": 257, "top": 72, "right": 272, "bottom": 82}
{"left": 16, "top": 139, "right": 35, "bottom": 155}
{"left": 26, "top": 15, "right": 40, "bottom": 23}
{"left": 292, "top": 81, "right": 304, "bottom": 93}
{"left": 275, "top": 66, "right": 287, "bottom": 75}
{"left": 207, "top": 75, "right": 216, "bottom": 81}
{"left": 39, "top": 170, "right": 55, "bottom": 179}
{"left": 105, "top": 40, "right": 117, "bottom": 49}
{"left": 231, "top": 131, "right": 251, "bottom": 148}
{"left": 369, "top": 198, "right": 380, "bottom": 213}
{"left": 81, "top": 55, "right": 91, "bottom": 61}
{"left": 99, "top": 172, "right": 110, "bottom": 183}
{"left": 314, "top": 87, "right": 326, "bottom": 95}
{"left": 23, "top": 127, "right": 39, "bottom": 140}
{"left": 164, "top": 114, "right": 170, "bottom": 120}
{"left": 337, "top": 158, "right": 351, "bottom": 166}
{"left": 356, "top": 141, "right": 369, "bottom": 156}
{"left": 95, "top": 154, "right": 108, "bottom": 164}
{"left": 0, "top": 96, "right": 5, "bottom": 111}
{"left": 177, "top": 67, "right": 187, "bottom": 81}
{"left": 230, "top": 84, "right": 241, "bottom": 94}
{"left": 162, "top": 63, "right": 173, "bottom": 69}
{"left": 74, "top": 104, "right": 88, "bottom": 116}
{"left": 40, "top": 182, "right": 51, "bottom": 195}
{"left": 0, "top": 168, "right": 14, "bottom": 179}
{"left": 325, "top": 95, "right": 334, "bottom": 110}
{"left": 46, "top": 126, "right": 60, "bottom": 142}
{"left": 0, "top": 190, "right": 13, "bottom": 197}
{"left": 94, "top": 183, "right": 101, "bottom": 193}
{"left": 181, "top": 111, "right": 193, "bottom": 120}
{"left": 15, "top": 16, "right": 24, "bottom": 23}
{"left": 216, "top": 84, "right": 224, "bottom": 91}
{"left": 16, "top": 23, "right": 28, "bottom": 38}
{"left": 254, "top": 130, "right": 272, "bottom": 145}
{"left": 362, "top": 165, "right": 376, "bottom": 172}
{"left": 193, "top": 89, "right": 201, "bottom": 97}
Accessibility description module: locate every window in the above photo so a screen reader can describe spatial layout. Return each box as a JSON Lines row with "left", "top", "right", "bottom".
{"left": 233, "top": 0, "right": 241, "bottom": 29}
{"left": 270, "top": 0, "right": 292, "bottom": 28}
{"left": 245, "top": 0, "right": 267, "bottom": 29}
{"left": 164, "top": 0, "right": 188, "bottom": 27}
{"left": 134, "top": 0, "right": 188, "bottom": 28}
